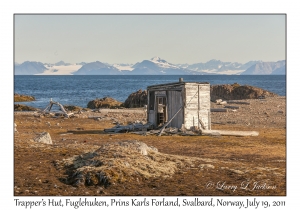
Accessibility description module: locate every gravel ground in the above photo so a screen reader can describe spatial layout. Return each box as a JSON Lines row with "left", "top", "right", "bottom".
{"left": 211, "top": 96, "right": 286, "bottom": 129}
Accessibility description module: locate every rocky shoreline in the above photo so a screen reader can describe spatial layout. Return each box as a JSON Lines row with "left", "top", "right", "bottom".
{"left": 14, "top": 93, "right": 35, "bottom": 102}
{"left": 14, "top": 83, "right": 282, "bottom": 111}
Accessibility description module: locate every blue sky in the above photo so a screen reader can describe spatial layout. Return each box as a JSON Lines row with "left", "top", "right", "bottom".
{"left": 14, "top": 14, "right": 285, "bottom": 64}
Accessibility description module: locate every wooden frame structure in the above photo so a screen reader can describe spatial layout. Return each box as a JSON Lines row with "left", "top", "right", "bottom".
{"left": 42, "top": 99, "right": 73, "bottom": 118}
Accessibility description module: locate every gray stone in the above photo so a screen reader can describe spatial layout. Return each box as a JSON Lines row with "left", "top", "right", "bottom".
{"left": 34, "top": 132, "right": 53, "bottom": 144}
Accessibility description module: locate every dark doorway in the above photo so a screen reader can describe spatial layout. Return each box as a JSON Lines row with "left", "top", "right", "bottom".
{"left": 156, "top": 96, "right": 166, "bottom": 126}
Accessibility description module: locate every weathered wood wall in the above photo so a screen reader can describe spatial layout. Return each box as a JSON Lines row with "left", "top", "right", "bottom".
{"left": 184, "top": 83, "right": 211, "bottom": 130}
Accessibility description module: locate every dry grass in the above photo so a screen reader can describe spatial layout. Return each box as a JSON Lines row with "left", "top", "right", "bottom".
{"left": 14, "top": 99, "right": 286, "bottom": 196}
{"left": 55, "top": 140, "right": 189, "bottom": 187}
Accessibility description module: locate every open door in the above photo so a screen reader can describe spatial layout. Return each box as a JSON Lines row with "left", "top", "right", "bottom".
{"left": 156, "top": 96, "right": 166, "bottom": 126}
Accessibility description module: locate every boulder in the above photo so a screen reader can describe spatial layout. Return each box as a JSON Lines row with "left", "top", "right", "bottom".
{"left": 123, "top": 89, "right": 148, "bottom": 108}
{"left": 63, "top": 105, "right": 82, "bottom": 112}
{"left": 34, "top": 132, "right": 53, "bottom": 144}
{"left": 87, "top": 97, "right": 123, "bottom": 109}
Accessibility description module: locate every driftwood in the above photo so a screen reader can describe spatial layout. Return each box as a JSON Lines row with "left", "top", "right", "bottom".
{"left": 211, "top": 108, "right": 227, "bottom": 112}
{"left": 224, "top": 105, "right": 239, "bottom": 109}
{"left": 43, "top": 99, "right": 73, "bottom": 118}
{"left": 201, "top": 129, "right": 259, "bottom": 137}
{"left": 227, "top": 100, "right": 250, "bottom": 105}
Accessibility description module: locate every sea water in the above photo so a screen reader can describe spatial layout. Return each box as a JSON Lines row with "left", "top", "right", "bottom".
{"left": 14, "top": 75, "right": 286, "bottom": 109}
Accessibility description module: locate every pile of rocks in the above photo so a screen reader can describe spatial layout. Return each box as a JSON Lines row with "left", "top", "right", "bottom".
{"left": 14, "top": 104, "right": 40, "bottom": 111}
{"left": 87, "top": 97, "right": 123, "bottom": 109}
{"left": 210, "top": 83, "right": 278, "bottom": 101}
{"left": 123, "top": 89, "right": 147, "bottom": 108}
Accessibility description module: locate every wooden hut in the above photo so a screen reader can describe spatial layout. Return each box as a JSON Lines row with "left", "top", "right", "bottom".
{"left": 147, "top": 78, "right": 211, "bottom": 130}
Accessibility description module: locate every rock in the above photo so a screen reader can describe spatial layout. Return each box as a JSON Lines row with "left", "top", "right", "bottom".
{"left": 87, "top": 97, "right": 123, "bottom": 109}
{"left": 14, "top": 123, "right": 18, "bottom": 133}
{"left": 123, "top": 89, "right": 148, "bottom": 108}
{"left": 63, "top": 105, "right": 82, "bottom": 112}
{"left": 34, "top": 132, "right": 53, "bottom": 144}
{"left": 215, "top": 99, "right": 222, "bottom": 104}
{"left": 14, "top": 104, "right": 40, "bottom": 111}
{"left": 14, "top": 93, "right": 35, "bottom": 102}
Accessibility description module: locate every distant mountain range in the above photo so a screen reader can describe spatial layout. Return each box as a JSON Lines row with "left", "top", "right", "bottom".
{"left": 14, "top": 57, "right": 286, "bottom": 75}
{"left": 241, "top": 60, "right": 286, "bottom": 75}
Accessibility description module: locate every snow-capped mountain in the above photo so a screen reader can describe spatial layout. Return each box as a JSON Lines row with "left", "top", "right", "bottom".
{"left": 129, "top": 57, "right": 195, "bottom": 75}
{"left": 149, "top": 56, "right": 179, "bottom": 69}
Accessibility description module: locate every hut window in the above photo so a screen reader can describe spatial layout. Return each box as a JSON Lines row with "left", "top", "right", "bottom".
{"left": 157, "top": 97, "right": 166, "bottom": 105}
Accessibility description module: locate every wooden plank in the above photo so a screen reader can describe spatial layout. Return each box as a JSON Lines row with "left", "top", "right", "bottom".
{"left": 148, "top": 110, "right": 155, "bottom": 125}
{"left": 201, "top": 130, "right": 259, "bottom": 137}
{"left": 155, "top": 91, "right": 166, "bottom": 96}
{"left": 224, "top": 105, "right": 239, "bottom": 109}
{"left": 208, "top": 111, "right": 211, "bottom": 130}
{"left": 211, "top": 108, "right": 228, "bottom": 112}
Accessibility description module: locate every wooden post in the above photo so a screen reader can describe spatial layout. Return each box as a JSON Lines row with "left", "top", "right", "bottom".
{"left": 198, "top": 85, "right": 200, "bottom": 131}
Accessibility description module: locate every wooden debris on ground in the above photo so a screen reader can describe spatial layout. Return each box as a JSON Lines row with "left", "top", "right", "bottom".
{"left": 211, "top": 108, "right": 228, "bottom": 112}
{"left": 42, "top": 99, "right": 74, "bottom": 118}
{"left": 224, "top": 105, "right": 240, "bottom": 109}
{"left": 201, "top": 130, "right": 259, "bottom": 137}
{"left": 104, "top": 122, "right": 154, "bottom": 133}
{"left": 104, "top": 121, "right": 259, "bottom": 137}
{"left": 227, "top": 100, "right": 250, "bottom": 105}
